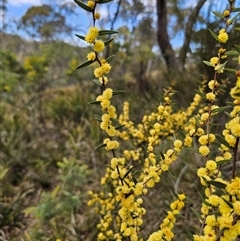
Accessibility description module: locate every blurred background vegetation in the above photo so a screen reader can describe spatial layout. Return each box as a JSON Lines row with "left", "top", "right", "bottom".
{"left": 0, "top": 0, "right": 240, "bottom": 240}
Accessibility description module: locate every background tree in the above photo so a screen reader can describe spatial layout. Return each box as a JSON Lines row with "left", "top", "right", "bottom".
{"left": 156, "top": 0, "right": 207, "bottom": 72}
{"left": 0, "top": 0, "right": 8, "bottom": 32}
{"left": 19, "top": 4, "right": 72, "bottom": 42}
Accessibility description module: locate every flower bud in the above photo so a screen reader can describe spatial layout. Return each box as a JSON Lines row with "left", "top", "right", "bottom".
{"left": 223, "top": 10, "right": 230, "bottom": 17}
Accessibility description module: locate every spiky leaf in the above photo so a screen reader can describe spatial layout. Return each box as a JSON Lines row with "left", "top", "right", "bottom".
{"left": 184, "top": 147, "right": 200, "bottom": 153}
{"left": 203, "top": 60, "right": 213, "bottom": 67}
{"left": 198, "top": 191, "right": 211, "bottom": 206}
{"left": 233, "top": 7, "right": 240, "bottom": 12}
{"left": 222, "top": 197, "right": 233, "bottom": 208}
{"left": 211, "top": 106, "right": 232, "bottom": 114}
{"left": 113, "top": 90, "right": 126, "bottom": 95}
{"left": 106, "top": 55, "right": 116, "bottom": 63}
{"left": 76, "top": 60, "right": 95, "bottom": 69}
{"left": 75, "top": 34, "right": 85, "bottom": 41}
{"left": 94, "top": 117, "right": 102, "bottom": 122}
{"left": 228, "top": 13, "right": 240, "bottom": 25}
{"left": 206, "top": 180, "right": 227, "bottom": 189}
{"left": 208, "top": 28, "right": 219, "bottom": 41}
{"left": 88, "top": 100, "right": 101, "bottom": 105}
{"left": 123, "top": 166, "right": 135, "bottom": 179}
{"left": 92, "top": 79, "right": 102, "bottom": 86}
{"left": 74, "top": 0, "right": 92, "bottom": 12}
{"left": 215, "top": 134, "right": 231, "bottom": 148}
{"left": 225, "top": 50, "right": 239, "bottom": 55}
{"left": 212, "top": 11, "right": 224, "bottom": 18}
{"left": 195, "top": 89, "right": 206, "bottom": 98}
{"left": 115, "top": 124, "right": 125, "bottom": 130}
{"left": 234, "top": 44, "right": 240, "bottom": 52}
{"left": 216, "top": 159, "right": 233, "bottom": 165}
{"left": 159, "top": 152, "right": 165, "bottom": 160}
{"left": 190, "top": 207, "right": 203, "bottom": 221}
{"left": 95, "top": 143, "right": 107, "bottom": 151}
{"left": 98, "top": 0, "right": 114, "bottom": 3}
{"left": 104, "top": 38, "right": 114, "bottom": 46}
{"left": 224, "top": 68, "right": 237, "bottom": 74}
{"left": 99, "top": 30, "right": 118, "bottom": 35}
{"left": 216, "top": 60, "right": 228, "bottom": 73}
{"left": 183, "top": 226, "right": 194, "bottom": 240}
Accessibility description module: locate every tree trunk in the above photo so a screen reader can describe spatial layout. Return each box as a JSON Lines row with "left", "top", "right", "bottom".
{"left": 178, "top": 0, "right": 207, "bottom": 69}
{"left": 156, "top": 0, "right": 207, "bottom": 72}
{"left": 156, "top": 0, "right": 180, "bottom": 72}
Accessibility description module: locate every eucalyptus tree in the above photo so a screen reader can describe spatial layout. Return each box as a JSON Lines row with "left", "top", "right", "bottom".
{"left": 156, "top": 0, "right": 207, "bottom": 72}
{"left": 19, "top": 4, "right": 72, "bottom": 42}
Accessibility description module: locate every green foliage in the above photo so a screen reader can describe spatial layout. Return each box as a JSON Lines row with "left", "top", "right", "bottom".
{"left": 45, "top": 85, "right": 93, "bottom": 123}
{"left": 0, "top": 49, "right": 25, "bottom": 91}
{"left": 24, "top": 157, "right": 91, "bottom": 241}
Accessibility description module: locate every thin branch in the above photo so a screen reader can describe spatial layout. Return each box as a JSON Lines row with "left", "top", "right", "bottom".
{"left": 174, "top": 164, "right": 189, "bottom": 194}
{"left": 232, "top": 137, "right": 239, "bottom": 179}
{"left": 105, "top": 0, "right": 122, "bottom": 58}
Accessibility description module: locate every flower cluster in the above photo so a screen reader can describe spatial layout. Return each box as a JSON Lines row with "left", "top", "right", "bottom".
{"left": 94, "top": 59, "right": 112, "bottom": 79}
{"left": 77, "top": 0, "right": 240, "bottom": 240}
{"left": 225, "top": 105, "right": 240, "bottom": 138}
{"left": 208, "top": 28, "right": 229, "bottom": 73}
{"left": 230, "top": 73, "right": 240, "bottom": 100}
{"left": 83, "top": 11, "right": 112, "bottom": 84}
{"left": 193, "top": 3, "right": 240, "bottom": 240}
{"left": 218, "top": 29, "right": 229, "bottom": 43}
{"left": 148, "top": 194, "right": 186, "bottom": 241}
{"left": 97, "top": 88, "right": 117, "bottom": 137}
{"left": 85, "top": 26, "right": 99, "bottom": 44}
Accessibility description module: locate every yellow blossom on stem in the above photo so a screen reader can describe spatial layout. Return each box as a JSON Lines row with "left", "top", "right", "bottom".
{"left": 94, "top": 40, "right": 105, "bottom": 52}
{"left": 227, "top": 116, "right": 240, "bottom": 137}
{"left": 99, "top": 76, "right": 108, "bottom": 85}
{"left": 199, "top": 145, "right": 210, "bottom": 156}
{"left": 87, "top": 0, "right": 95, "bottom": 8}
{"left": 198, "top": 135, "right": 208, "bottom": 145}
{"left": 85, "top": 26, "right": 99, "bottom": 44}
{"left": 205, "top": 215, "right": 217, "bottom": 226}
{"left": 223, "top": 9, "right": 230, "bottom": 17}
{"left": 233, "top": 201, "right": 240, "bottom": 215}
{"left": 106, "top": 125, "right": 116, "bottom": 136}
{"left": 94, "top": 12, "right": 101, "bottom": 19}
{"left": 226, "top": 177, "right": 240, "bottom": 197}
{"left": 107, "top": 105, "right": 117, "bottom": 119}
{"left": 218, "top": 29, "right": 228, "bottom": 43}
{"left": 94, "top": 66, "right": 104, "bottom": 78}
{"left": 206, "top": 92, "right": 216, "bottom": 101}
{"left": 87, "top": 52, "right": 96, "bottom": 61}
{"left": 225, "top": 134, "right": 236, "bottom": 147}
{"left": 206, "top": 160, "right": 217, "bottom": 171}
{"left": 102, "top": 88, "right": 113, "bottom": 99}
{"left": 174, "top": 139, "right": 182, "bottom": 148}
{"left": 218, "top": 48, "right": 226, "bottom": 54}
{"left": 210, "top": 57, "right": 219, "bottom": 66}
{"left": 197, "top": 167, "right": 207, "bottom": 177}
{"left": 101, "top": 62, "right": 112, "bottom": 73}
{"left": 184, "top": 135, "right": 192, "bottom": 147}
{"left": 101, "top": 99, "right": 111, "bottom": 109}
{"left": 200, "top": 113, "right": 209, "bottom": 122}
